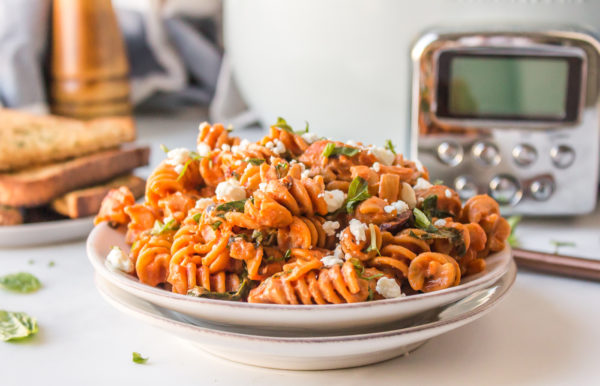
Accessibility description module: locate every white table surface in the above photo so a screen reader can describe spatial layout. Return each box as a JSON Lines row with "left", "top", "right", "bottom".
{"left": 2, "top": 112, "right": 600, "bottom": 386}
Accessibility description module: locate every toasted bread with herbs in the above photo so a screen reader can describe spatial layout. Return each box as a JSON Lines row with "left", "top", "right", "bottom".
{"left": 0, "top": 109, "right": 136, "bottom": 172}
{"left": 0, "top": 145, "right": 150, "bottom": 207}
{"left": 51, "top": 174, "right": 145, "bottom": 219}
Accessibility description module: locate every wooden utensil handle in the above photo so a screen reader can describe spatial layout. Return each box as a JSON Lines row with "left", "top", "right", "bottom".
{"left": 513, "top": 248, "right": 600, "bottom": 281}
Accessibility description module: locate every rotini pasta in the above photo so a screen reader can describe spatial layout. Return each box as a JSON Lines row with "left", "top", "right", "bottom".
{"left": 95, "top": 118, "right": 511, "bottom": 304}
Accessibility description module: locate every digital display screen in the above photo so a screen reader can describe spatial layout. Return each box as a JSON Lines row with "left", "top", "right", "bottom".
{"left": 436, "top": 52, "right": 583, "bottom": 122}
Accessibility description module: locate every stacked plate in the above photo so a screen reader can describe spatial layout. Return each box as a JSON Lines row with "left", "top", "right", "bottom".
{"left": 87, "top": 222, "right": 516, "bottom": 370}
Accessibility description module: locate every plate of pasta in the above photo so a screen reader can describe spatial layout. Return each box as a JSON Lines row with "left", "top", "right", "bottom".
{"left": 89, "top": 119, "right": 513, "bottom": 331}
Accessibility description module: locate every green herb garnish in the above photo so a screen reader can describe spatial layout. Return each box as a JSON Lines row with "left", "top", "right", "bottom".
{"left": 245, "top": 158, "right": 265, "bottom": 166}
{"left": 322, "top": 143, "right": 360, "bottom": 158}
{"left": 273, "top": 117, "right": 294, "bottom": 133}
{"left": 132, "top": 352, "right": 149, "bottom": 364}
{"left": 410, "top": 227, "right": 466, "bottom": 256}
{"left": 0, "top": 310, "right": 38, "bottom": 342}
{"left": 0, "top": 273, "right": 41, "bottom": 293}
{"left": 192, "top": 213, "right": 202, "bottom": 223}
{"left": 413, "top": 208, "right": 438, "bottom": 233}
{"left": 187, "top": 278, "right": 251, "bottom": 301}
{"left": 48, "top": 261, "right": 55, "bottom": 268}
{"left": 275, "top": 162, "right": 289, "bottom": 178}
{"left": 160, "top": 144, "right": 169, "bottom": 153}
{"left": 350, "top": 259, "right": 383, "bottom": 281}
{"left": 385, "top": 139, "right": 396, "bottom": 155}
{"left": 176, "top": 159, "right": 192, "bottom": 181}
{"left": 421, "top": 195, "right": 453, "bottom": 219}
{"left": 365, "top": 226, "right": 381, "bottom": 256}
{"left": 550, "top": 240, "right": 576, "bottom": 254}
{"left": 215, "top": 199, "right": 247, "bottom": 213}
{"left": 345, "top": 177, "right": 370, "bottom": 213}
{"left": 283, "top": 249, "right": 291, "bottom": 260}
{"left": 210, "top": 221, "right": 222, "bottom": 230}
{"left": 506, "top": 215, "right": 522, "bottom": 247}
{"left": 151, "top": 218, "right": 179, "bottom": 235}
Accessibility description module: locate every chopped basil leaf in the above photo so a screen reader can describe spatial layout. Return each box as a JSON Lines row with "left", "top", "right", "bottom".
{"left": 550, "top": 240, "right": 576, "bottom": 254}
{"left": 132, "top": 352, "right": 148, "bottom": 364}
{"left": 283, "top": 249, "right": 291, "bottom": 260}
{"left": 210, "top": 221, "right": 222, "bottom": 230}
{"left": 0, "top": 310, "right": 38, "bottom": 342}
{"left": 367, "top": 286, "right": 375, "bottom": 301}
{"left": 245, "top": 158, "right": 265, "bottom": 166}
{"left": 0, "top": 272, "right": 41, "bottom": 293}
{"left": 421, "top": 195, "right": 453, "bottom": 219}
{"left": 350, "top": 259, "right": 383, "bottom": 281}
{"left": 160, "top": 144, "right": 169, "bottom": 153}
{"left": 507, "top": 215, "right": 522, "bottom": 247}
{"left": 216, "top": 199, "right": 247, "bottom": 213}
{"left": 275, "top": 162, "right": 288, "bottom": 178}
{"left": 187, "top": 278, "right": 251, "bottom": 301}
{"left": 151, "top": 219, "right": 179, "bottom": 235}
{"left": 409, "top": 226, "right": 466, "bottom": 256}
{"left": 345, "top": 177, "right": 370, "bottom": 213}
{"left": 301, "top": 121, "right": 310, "bottom": 134}
{"left": 385, "top": 139, "right": 396, "bottom": 155}
{"left": 192, "top": 213, "right": 202, "bottom": 223}
{"left": 322, "top": 143, "right": 359, "bottom": 158}
{"left": 189, "top": 151, "right": 204, "bottom": 161}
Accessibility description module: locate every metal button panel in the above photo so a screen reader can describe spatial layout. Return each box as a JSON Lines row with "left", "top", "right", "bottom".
{"left": 489, "top": 174, "right": 522, "bottom": 206}
{"left": 550, "top": 145, "right": 575, "bottom": 169}
{"left": 472, "top": 141, "right": 501, "bottom": 166}
{"left": 454, "top": 175, "right": 478, "bottom": 200}
{"left": 512, "top": 144, "right": 537, "bottom": 167}
{"left": 436, "top": 141, "right": 464, "bottom": 166}
{"left": 529, "top": 177, "right": 555, "bottom": 201}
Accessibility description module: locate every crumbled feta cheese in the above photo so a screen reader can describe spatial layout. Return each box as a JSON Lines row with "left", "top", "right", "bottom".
{"left": 269, "top": 156, "right": 278, "bottom": 164}
{"left": 195, "top": 198, "right": 213, "bottom": 209}
{"left": 163, "top": 215, "right": 174, "bottom": 224}
{"left": 221, "top": 144, "right": 231, "bottom": 151}
{"left": 215, "top": 179, "right": 246, "bottom": 202}
{"left": 258, "top": 182, "right": 267, "bottom": 191}
{"left": 413, "top": 159, "right": 425, "bottom": 173}
{"left": 346, "top": 140, "right": 358, "bottom": 147}
{"left": 322, "top": 190, "right": 346, "bottom": 212}
{"left": 234, "top": 160, "right": 242, "bottom": 166}
{"left": 322, "top": 221, "right": 340, "bottom": 236}
{"left": 372, "top": 162, "right": 381, "bottom": 172}
{"left": 301, "top": 170, "right": 310, "bottom": 179}
{"left": 321, "top": 254, "right": 344, "bottom": 267}
{"left": 434, "top": 219, "right": 447, "bottom": 227}
{"left": 301, "top": 132, "right": 320, "bottom": 144}
{"left": 376, "top": 277, "right": 403, "bottom": 299}
{"left": 445, "top": 189, "right": 452, "bottom": 198}
{"left": 348, "top": 219, "right": 368, "bottom": 242}
{"left": 272, "top": 139, "right": 286, "bottom": 155}
{"left": 106, "top": 246, "right": 134, "bottom": 273}
{"left": 413, "top": 177, "right": 433, "bottom": 191}
{"left": 384, "top": 200, "right": 409, "bottom": 214}
{"left": 368, "top": 146, "right": 395, "bottom": 166}
{"left": 231, "top": 139, "right": 250, "bottom": 154}
{"left": 166, "top": 148, "right": 190, "bottom": 166}
{"left": 197, "top": 142, "right": 211, "bottom": 156}
{"left": 174, "top": 164, "right": 185, "bottom": 174}
{"left": 244, "top": 163, "right": 253, "bottom": 173}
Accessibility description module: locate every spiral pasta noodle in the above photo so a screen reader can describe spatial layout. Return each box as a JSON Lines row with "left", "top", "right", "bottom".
{"left": 95, "top": 118, "right": 511, "bottom": 304}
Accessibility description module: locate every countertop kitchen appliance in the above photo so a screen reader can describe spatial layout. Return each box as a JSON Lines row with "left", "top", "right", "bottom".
{"left": 223, "top": 0, "right": 600, "bottom": 215}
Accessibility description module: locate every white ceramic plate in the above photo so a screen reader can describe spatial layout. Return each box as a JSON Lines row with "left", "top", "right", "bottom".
{"left": 88, "top": 222, "right": 513, "bottom": 331}
{"left": 0, "top": 216, "right": 94, "bottom": 248}
{"left": 95, "top": 261, "right": 516, "bottom": 370}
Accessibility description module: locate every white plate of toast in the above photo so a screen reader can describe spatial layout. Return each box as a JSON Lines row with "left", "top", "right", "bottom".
{"left": 0, "top": 109, "right": 149, "bottom": 247}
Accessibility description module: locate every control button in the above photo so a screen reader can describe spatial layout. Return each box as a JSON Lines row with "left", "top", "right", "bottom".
{"left": 454, "top": 175, "right": 478, "bottom": 200}
{"left": 488, "top": 175, "right": 522, "bottom": 206}
{"left": 436, "top": 141, "right": 463, "bottom": 166}
{"left": 472, "top": 141, "right": 501, "bottom": 166}
{"left": 550, "top": 145, "right": 575, "bottom": 169}
{"left": 512, "top": 144, "right": 537, "bottom": 167}
{"left": 529, "top": 177, "right": 555, "bottom": 201}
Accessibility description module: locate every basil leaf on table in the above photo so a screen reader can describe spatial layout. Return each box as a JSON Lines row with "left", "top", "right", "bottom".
{"left": 0, "top": 310, "right": 38, "bottom": 342}
{"left": 132, "top": 352, "right": 149, "bottom": 364}
{"left": 0, "top": 272, "right": 41, "bottom": 293}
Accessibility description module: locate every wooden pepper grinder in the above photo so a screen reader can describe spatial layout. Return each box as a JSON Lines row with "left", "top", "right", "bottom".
{"left": 50, "top": 0, "right": 132, "bottom": 119}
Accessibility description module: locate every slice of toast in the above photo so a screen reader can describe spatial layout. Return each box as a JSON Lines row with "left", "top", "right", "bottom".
{"left": 0, "top": 145, "right": 150, "bottom": 207}
{"left": 0, "top": 108, "right": 136, "bottom": 172}
{"left": 51, "top": 174, "right": 145, "bottom": 219}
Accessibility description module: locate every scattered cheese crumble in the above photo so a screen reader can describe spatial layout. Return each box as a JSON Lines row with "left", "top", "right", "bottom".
{"left": 322, "top": 221, "right": 340, "bottom": 237}
{"left": 301, "top": 132, "right": 320, "bottom": 144}
{"left": 106, "top": 246, "right": 134, "bottom": 274}
{"left": 195, "top": 198, "right": 213, "bottom": 209}
{"left": 368, "top": 146, "right": 395, "bottom": 166}
{"left": 197, "top": 142, "right": 211, "bottom": 156}
{"left": 265, "top": 139, "right": 286, "bottom": 155}
{"left": 322, "top": 190, "right": 346, "bottom": 212}
{"left": 445, "top": 189, "right": 452, "bottom": 198}
{"left": 384, "top": 200, "right": 409, "bottom": 214}
{"left": 221, "top": 144, "right": 231, "bottom": 151}
{"left": 216, "top": 179, "right": 246, "bottom": 202}
{"left": 166, "top": 148, "right": 190, "bottom": 167}
{"left": 372, "top": 162, "right": 381, "bottom": 172}
{"left": 434, "top": 219, "right": 447, "bottom": 227}
{"left": 375, "top": 277, "right": 403, "bottom": 299}
{"left": 413, "top": 177, "right": 433, "bottom": 191}
{"left": 349, "top": 219, "right": 368, "bottom": 242}
{"left": 321, "top": 254, "right": 344, "bottom": 267}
